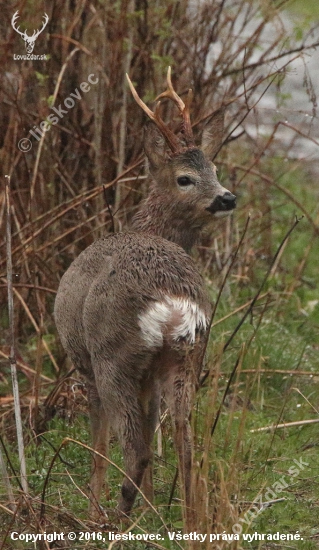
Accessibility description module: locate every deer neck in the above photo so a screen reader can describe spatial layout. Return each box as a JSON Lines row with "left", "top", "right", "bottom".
{"left": 131, "top": 187, "right": 201, "bottom": 253}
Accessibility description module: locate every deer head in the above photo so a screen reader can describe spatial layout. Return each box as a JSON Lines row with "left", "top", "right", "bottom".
{"left": 12, "top": 11, "right": 49, "bottom": 54}
{"left": 127, "top": 69, "right": 237, "bottom": 251}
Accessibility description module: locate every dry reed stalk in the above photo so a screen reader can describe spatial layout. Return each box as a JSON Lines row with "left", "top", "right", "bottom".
{"left": 5, "top": 175, "right": 28, "bottom": 494}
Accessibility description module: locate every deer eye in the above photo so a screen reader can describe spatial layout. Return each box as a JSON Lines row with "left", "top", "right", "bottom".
{"left": 177, "top": 176, "right": 194, "bottom": 187}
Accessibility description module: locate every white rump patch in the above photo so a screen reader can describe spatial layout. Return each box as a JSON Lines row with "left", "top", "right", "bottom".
{"left": 138, "top": 301, "right": 171, "bottom": 347}
{"left": 138, "top": 296, "right": 208, "bottom": 348}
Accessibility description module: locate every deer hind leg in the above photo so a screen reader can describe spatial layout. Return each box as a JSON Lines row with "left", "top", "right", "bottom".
{"left": 164, "top": 362, "right": 196, "bottom": 528}
{"left": 91, "top": 360, "right": 153, "bottom": 517}
{"left": 62, "top": 349, "right": 109, "bottom": 518}
{"left": 87, "top": 383, "right": 110, "bottom": 518}
{"left": 115, "top": 396, "right": 153, "bottom": 516}
{"left": 140, "top": 377, "right": 161, "bottom": 505}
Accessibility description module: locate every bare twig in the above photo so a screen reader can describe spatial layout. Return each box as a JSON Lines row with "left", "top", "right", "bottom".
{"left": 251, "top": 418, "right": 319, "bottom": 433}
{"left": 0, "top": 350, "right": 53, "bottom": 383}
{"left": 241, "top": 369, "right": 317, "bottom": 377}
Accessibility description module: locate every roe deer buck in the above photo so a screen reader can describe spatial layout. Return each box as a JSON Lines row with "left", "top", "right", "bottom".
{"left": 54, "top": 68, "right": 236, "bottom": 522}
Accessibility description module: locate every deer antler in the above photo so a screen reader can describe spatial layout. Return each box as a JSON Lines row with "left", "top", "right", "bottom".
{"left": 126, "top": 72, "right": 180, "bottom": 153}
{"left": 126, "top": 68, "right": 194, "bottom": 153}
{"left": 156, "top": 67, "right": 194, "bottom": 147}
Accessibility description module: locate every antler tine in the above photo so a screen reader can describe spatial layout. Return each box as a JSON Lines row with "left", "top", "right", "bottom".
{"left": 182, "top": 88, "right": 194, "bottom": 146}
{"left": 156, "top": 67, "right": 194, "bottom": 146}
{"left": 126, "top": 73, "right": 155, "bottom": 121}
{"left": 126, "top": 73, "right": 180, "bottom": 153}
{"left": 156, "top": 67, "right": 185, "bottom": 112}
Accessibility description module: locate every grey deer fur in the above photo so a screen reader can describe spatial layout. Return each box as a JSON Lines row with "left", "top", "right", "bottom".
{"left": 54, "top": 69, "right": 236, "bottom": 522}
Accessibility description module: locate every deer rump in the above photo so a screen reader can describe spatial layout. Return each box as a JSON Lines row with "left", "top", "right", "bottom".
{"left": 55, "top": 231, "right": 211, "bottom": 516}
{"left": 56, "top": 232, "right": 210, "bottom": 380}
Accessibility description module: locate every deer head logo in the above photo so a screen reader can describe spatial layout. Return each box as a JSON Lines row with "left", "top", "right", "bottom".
{"left": 11, "top": 11, "right": 49, "bottom": 54}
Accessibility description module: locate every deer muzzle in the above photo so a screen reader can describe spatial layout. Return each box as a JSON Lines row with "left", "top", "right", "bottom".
{"left": 206, "top": 191, "right": 236, "bottom": 214}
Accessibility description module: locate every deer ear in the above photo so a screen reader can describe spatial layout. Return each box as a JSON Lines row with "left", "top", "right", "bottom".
{"left": 201, "top": 106, "right": 225, "bottom": 161}
{"left": 143, "top": 122, "right": 167, "bottom": 172}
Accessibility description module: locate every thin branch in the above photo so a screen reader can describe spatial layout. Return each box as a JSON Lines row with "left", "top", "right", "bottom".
{"left": 103, "top": 185, "right": 115, "bottom": 234}
{"left": 223, "top": 40, "right": 319, "bottom": 77}
{"left": 0, "top": 282, "right": 57, "bottom": 294}
{"left": 251, "top": 418, "right": 319, "bottom": 433}
{"left": 241, "top": 369, "right": 317, "bottom": 377}
{"left": 0, "top": 350, "right": 53, "bottom": 383}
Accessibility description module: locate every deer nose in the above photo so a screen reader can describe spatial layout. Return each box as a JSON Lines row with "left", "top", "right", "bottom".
{"left": 207, "top": 191, "right": 236, "bottom": 214}
{"left": 220, "top": 191, "right": 236, "bottom": 209}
